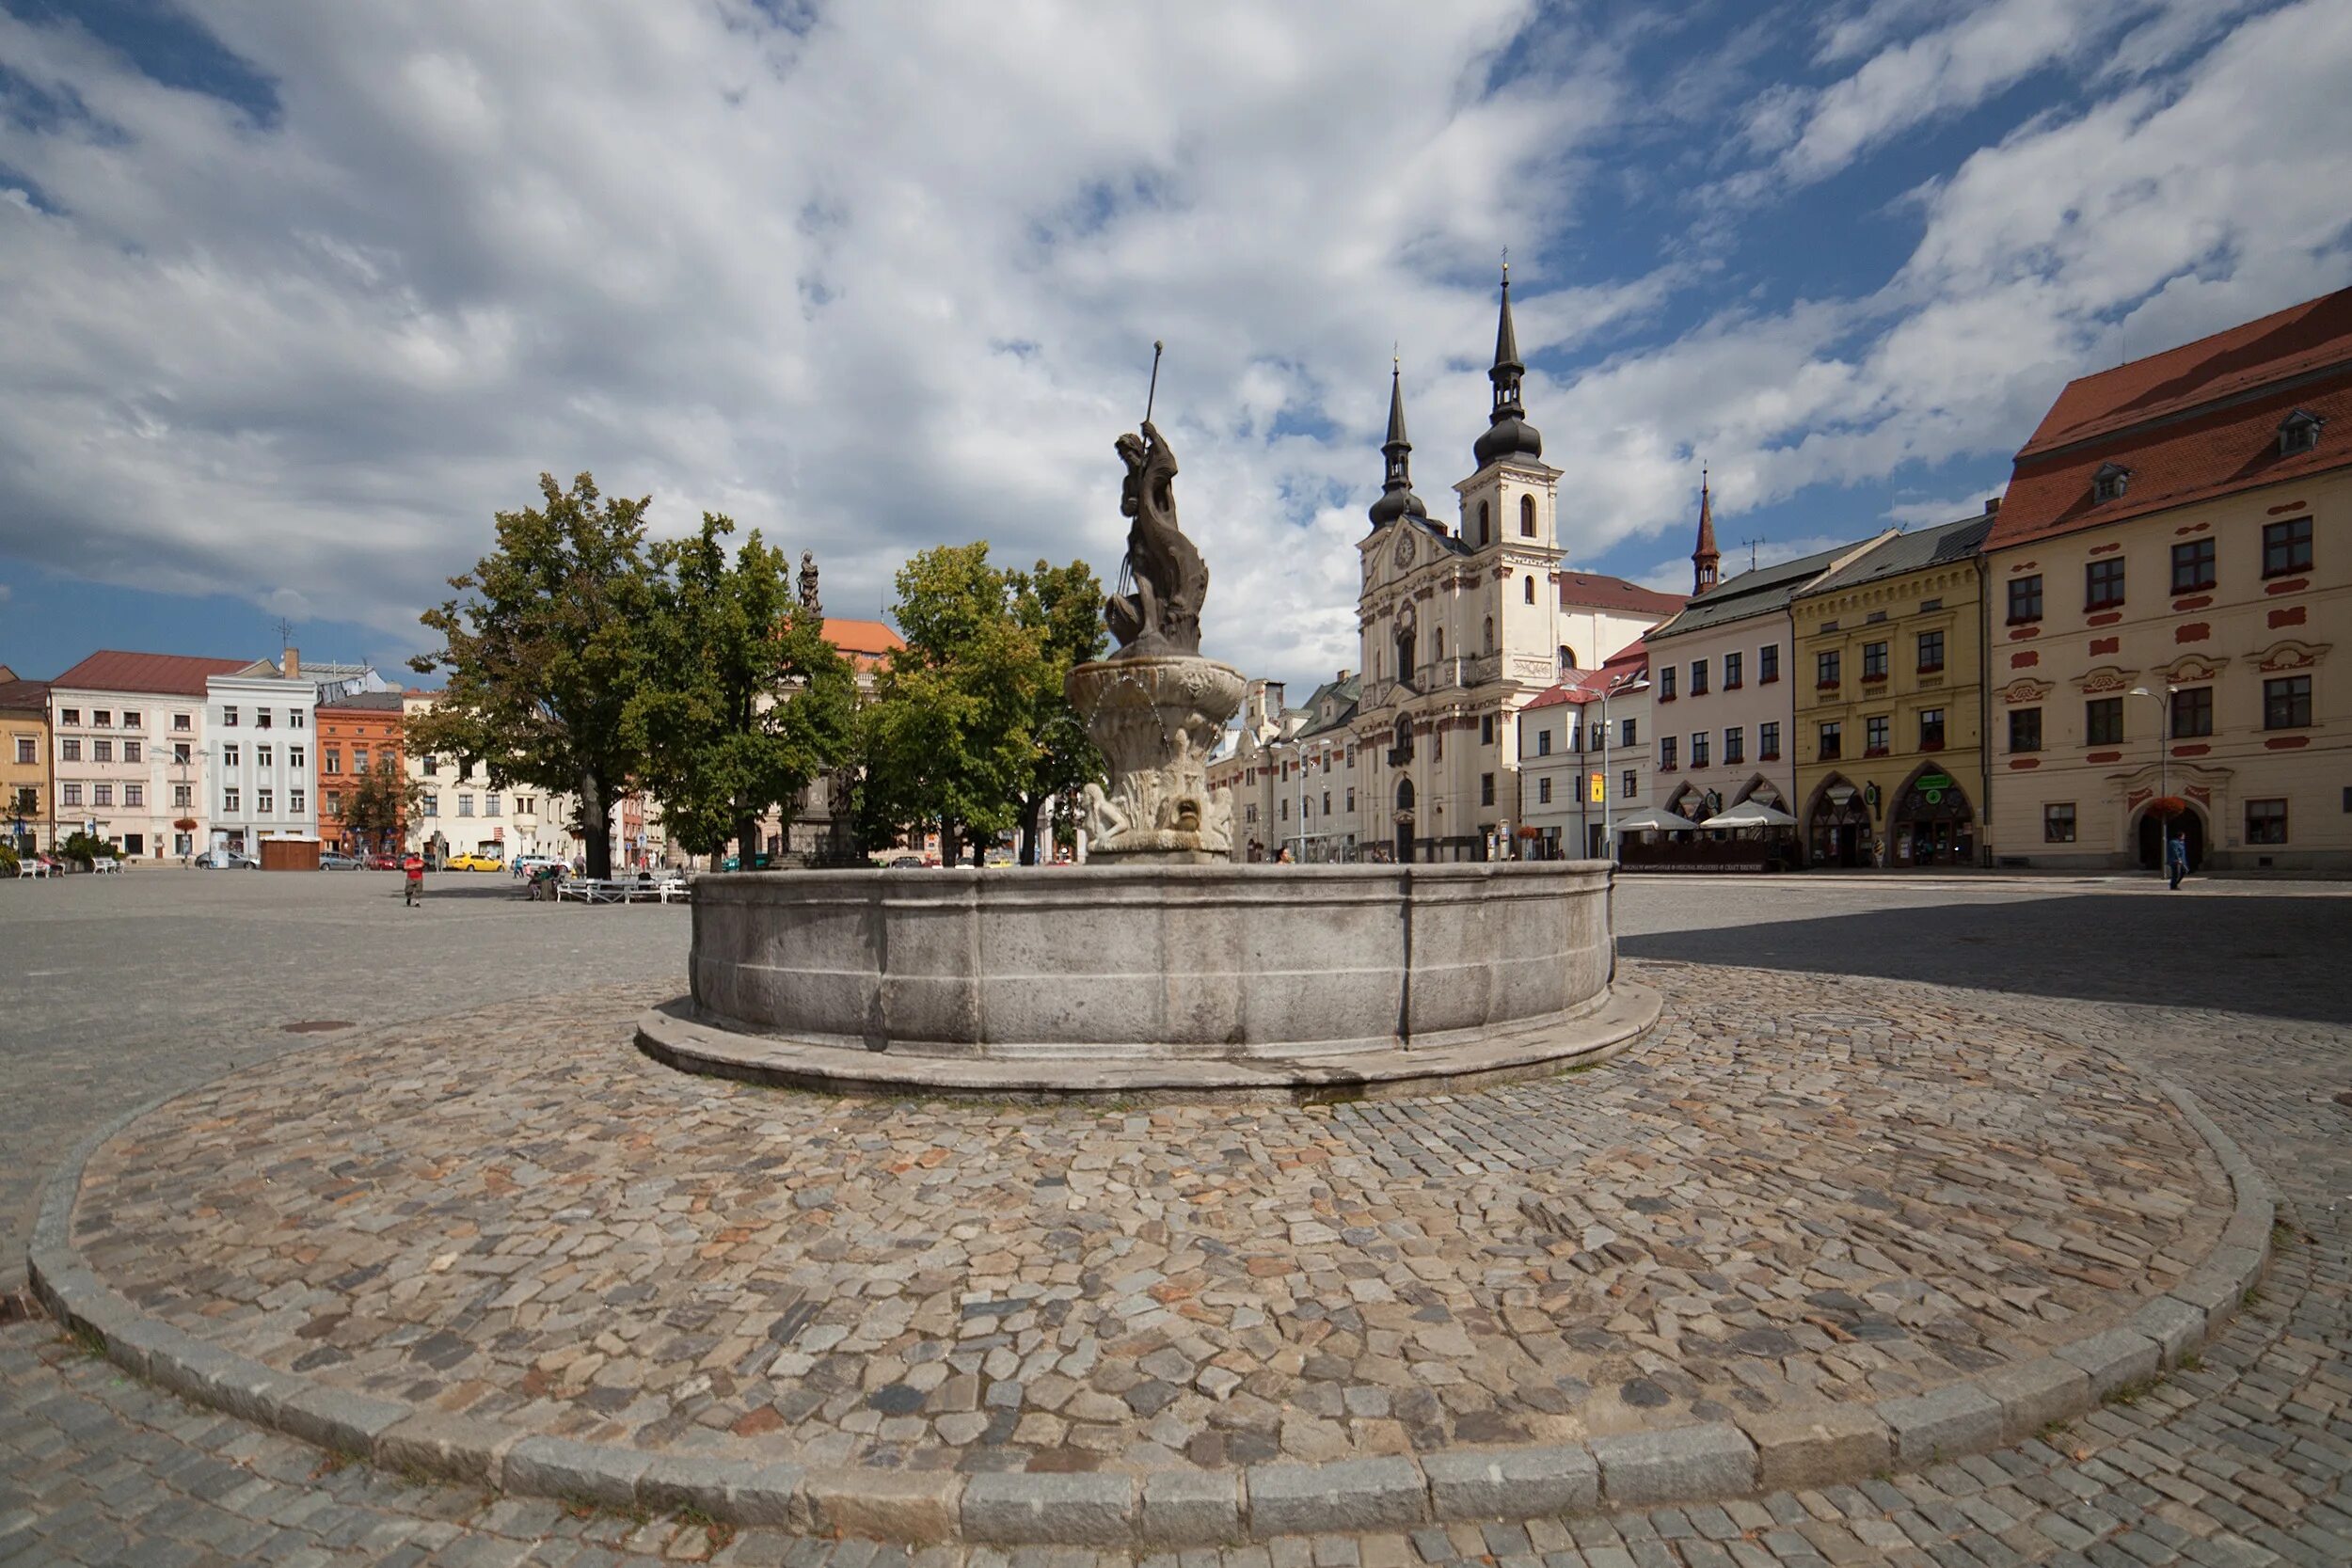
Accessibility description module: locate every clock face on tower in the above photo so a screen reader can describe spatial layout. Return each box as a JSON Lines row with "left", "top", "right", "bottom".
{"left": 1394, "top": 530, "right": 1417, "bottom": 570}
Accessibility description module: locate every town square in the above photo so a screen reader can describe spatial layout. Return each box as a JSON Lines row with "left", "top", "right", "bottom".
{"left": 3, "top": 4, "right": 2350, "bottom": 1567}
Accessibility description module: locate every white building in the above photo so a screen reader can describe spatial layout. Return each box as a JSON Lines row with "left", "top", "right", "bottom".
{"left": 402, "top": 689, "right": 579, "bottom": 864}
{"left": 1519, "top": 639, "right": 1655, "bottom": 860}
{"left": 48, "top": 650, "right": 249, "bottom": 861}
{"left": 204, "top": 652, "right": 321, "bottom": 855}
{"left": 1212, "top": 674, "right": 1364, "bottom": 863}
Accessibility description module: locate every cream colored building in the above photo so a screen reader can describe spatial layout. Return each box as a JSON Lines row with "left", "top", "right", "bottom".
{"left": 1518, "top": 639, "right": 1654, "bottom": 860}
{"left": 48, "top": 650, "right": 248, "bottom": 861}
{"left": 1985, "top": 288, "right": 2352, "bottom": 871}
{"left": 1211, "top": 673, "right": 1364, "bottom": 863}
{"left": 402, "top": 689, "right": 580, "bottom": 864}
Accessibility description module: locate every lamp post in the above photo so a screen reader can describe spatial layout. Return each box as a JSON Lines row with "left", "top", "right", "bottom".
{"left": 2127, "top": 685, "right": 2175, "bottom": 871}
{"left": 1597, "top": 672, "right": 1652, "bottom": 862}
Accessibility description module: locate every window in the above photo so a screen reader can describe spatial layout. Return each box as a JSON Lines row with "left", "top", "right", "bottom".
{"left": 1622, "top": 769, "right": 1637, "bottom": 800}
{"left": 1279, "top": 799, "right": 1289, "bottom": 820}
{"left": 1659, "top": 736, "right": 1677, "bottom": 770}
{"left": 62, "top": 784, "right": 81, "bottom": 807}
{"left": 1559, "top": 644, "right": 1577, "bottom": 673}
{"left": 422, "top": 793, "right": 438, "bottom": 817}
{"left": 1724, "top": 651, "right": 1742, "bottom": 689}
{"left": 2044, "top": 803, "right": 2076, "bottom": 843}
{"left": 223, "top": 787, "right": 240, "bottom": 813}
{"left": 1758, "top": 644, "right": 1779, "bottom": 683}
{"left": 1690, "top": 732, "right": 1709, "bottom": 768}
{"left": 2086, "top": 697, "right": 2123, "bottom": 746}
{"left": 2171, "top": 539, "right": 2217, "bottom": 594}
{"left": 325, "top": 748, "right": 342, "bottom": 775}
{"left": 255, "top": 708, "right": 273, "bottom": 729}
{"left": 93, "top": 709, "right": 111, "bottom": 727}
{"left": 1345, "top": 787, "right": 1355, "bottom": 812}
{"left": 1480, "top": 714, "right": 1495, "bottom": 746}
{"left": 1817, "top": 650, "right": 1840, "bottom": 687}
{"left": 121, "top": 709, "right": 140, "bottom": 730}
{"left": 222, "top": 744, "right": 239, "bottom": 768}
{"left": 222, "top": 705, "right": 238, "bottom": 727}
{"left": 518, "top": 795, "right": 536, "bottom": 816}
{"left": 257, "top": 745, "right": 273, "bottom": 768}
{"left": 93, "top": 784, "right": 113, "bottom": 807}
{"left": 2010, "top": 709, "right": 2042, "bottom": 752}
{"left": 124, "top": 784, "right": 143, "bottom": 808}
{"left": 60, "top": 707, "right": 79, "bottom": 726}
{"left": 289, "top": 709, "right": 304, "bottom": 730}
{"left": 422, "top": 755, "right": 440, "bottom": 776}
{"left": 1620, "top": 718, "right": 1636, "bottom": 747}
{"left": 173, "top": 784, "right": 191, "bottom": 808}
{"left": 291, "top": 789, "right": 306, "bottom": 815}
{"left": 14, "top": 737, "right": 31, "bottom": 765}
{"left": 1480, "top": 773, "right": 1495, "bottom": 807}
{"left": 1519, "top": 494, "right": 1536, "bottom": 537}
{"left": 1862, "top": 642, "right": 1887, "bottom": 681}
{"left": 1759, "top": 721, "right": 1780, "bottom": 761}
{"left": 2265, "top": 674, "right": 2312, "bottom": 730}
{"left": 1477, "top": 500, "right": 1490, "bottom": 546}
{"left": 326, "top": 791, "right": 342, "bottom": 817}
{"left": 61, "top": 738, "right": 80, "bottom": 762}
{"left": 1483, "top": 616, "right": 1495, "bottom": 654}
{"left": 1688, "top": 659, "right": 1707, "bottom": 696}
{"left": 1537, "top": 776, "right": 1552, "bottom": 804}
{"left": 1916, "top": 630, "right": 1944, "bottom": 673}
{"left": 2279, "top": 409, "right": 2323, "bottom": 455}
{"left": 1919, "top": 708, "right": 1946, "bottom": 751}
{"left": 2092, "top": 462, "right": 2130, "bottom": 502}
{"left": 2085, "top": 558, "right": 2125, "bottom": 610}
{"left": 458, "top": 794, "right": 475, "bottom": 816}
{"left": 92, "top": 739, "right": 112, "bottom": 763}
{"left": 289, "top": 746, "right": 304, "bottom": 770}
{"left": 123, "top": 741, "right": 140, "bottom": 764}
{"left": 173, "top": 713, "right": 190, "bottom": 732}
{"left": 1724, "top": 727, "right": 1744, "bottom": 766}
{"left": 2171, "top": 687, "right": 2213, "bottom": 738}
{"left": 1536, "top": 728, "right": 1552, "bottom": 756}
{"left": 2008, "top": 575, "right": 2042, "bottom": 623}
{"left": 1523, "top": 575, "right": 1535, "bottom": 604}
{"left": 257, "top": 789, "right": 274, "bottom": 814}
{"left": 173, "top": 742, "right": 190, "bottom": 765}
{"left": 174, "top": 832, "right": 191, "bottom": 856}
{"left": 1864, "top": 716, "right": 1889, "bottom": 755}
{"left": 1659, "top": 666, "right": 1676, "bottom": 700}
{"left": 2245, "top": 799, "right": 2288, "bottom": 845}
{"left": 2264, "top": 517, "right": 2313, "bottom": 578}
{"left": 1818, "top": 721, "right": 1841, "bottom": 761}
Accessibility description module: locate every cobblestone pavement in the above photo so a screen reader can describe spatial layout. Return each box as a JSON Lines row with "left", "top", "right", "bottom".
{"left": 70, "top": 969, "right": 2228, "bottom": 1475}
{"left": 4, "top": 877, "right": 2347, "bottom": 1563}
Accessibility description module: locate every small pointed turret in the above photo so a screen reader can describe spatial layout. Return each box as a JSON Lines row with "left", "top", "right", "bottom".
{"left": 1367, "top": 357, "right": 1430, "bottom": 529}
{"left": 1473, "top": 260, "right": 1544, "bottom": 468}
{"left": 1692, "top": 467, "right": 1720, "bottom": 594}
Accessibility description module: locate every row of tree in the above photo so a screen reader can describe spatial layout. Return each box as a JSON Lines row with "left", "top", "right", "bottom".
{"left": 408, "top": 472, "right": 1105, "bottom": 878}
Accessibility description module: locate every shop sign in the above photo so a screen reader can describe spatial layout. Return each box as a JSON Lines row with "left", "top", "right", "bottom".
{"left": 1915, "top": 771, "right": 1953, "bottom": 804}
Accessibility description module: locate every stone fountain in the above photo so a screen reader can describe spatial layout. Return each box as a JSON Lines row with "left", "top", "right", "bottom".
{"left": 640, "top": 419, "right": 1657, "bottom": 1100}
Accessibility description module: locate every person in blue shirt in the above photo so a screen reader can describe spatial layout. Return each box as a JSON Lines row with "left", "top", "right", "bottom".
{"left": 2166, "top": 831, "right": 2190, "bottom": 891}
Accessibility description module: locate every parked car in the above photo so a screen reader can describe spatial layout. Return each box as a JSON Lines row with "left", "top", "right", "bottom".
{"left": 365, "top": 853, "right": 401, "bottom": 870}
{"left": 512, "top": 854, "right": 566, "bottom": 876}
{"left": 884, "top": 854, "right": 925, "bottom": 869}
{"left": 199, "top": 852, "right": 259, "bottom": 870}
{"left": 318, "top": 852, "right": 364, "bottom": 870}
{"left": 445, "top": 852, "right": 504, "bottom": 872}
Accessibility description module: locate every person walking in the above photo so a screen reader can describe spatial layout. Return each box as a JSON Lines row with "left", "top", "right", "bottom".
{"left": 403, "top": 850, "right": 425, "bottom": 907}
{"left": 2166, "top": 830, "right": 2190, "bottom": 891}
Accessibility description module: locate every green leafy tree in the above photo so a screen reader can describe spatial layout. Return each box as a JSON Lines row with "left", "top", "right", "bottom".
{"left": 628, "top": 515, "right": 856, "bottom": 863}
{"left": 60, "top": 830, "right": 110, "bottom": 868}
{"left": 342, "top": 755, "right": 419, "bottom": 855}
{"left": 1008, "top": 559, "right": 1106, "bottom": 863}
{"left": 410, "top": 472, "right": 654, "bottom": 880}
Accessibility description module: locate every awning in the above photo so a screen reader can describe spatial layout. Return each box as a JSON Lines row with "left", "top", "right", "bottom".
{"left": 1611, "top": 807, "right": 1695, "bottom": 832}
{"left": 1701, "top": 800, "right": 1798, "bottom": 830}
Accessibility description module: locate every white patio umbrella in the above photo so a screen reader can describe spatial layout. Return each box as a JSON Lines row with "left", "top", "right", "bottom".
{"left": 1610, "top": 807, "right": 1694, "bottom": 832}
{"left": 1700, "top": 800, "right": 1799, "bottom": 830}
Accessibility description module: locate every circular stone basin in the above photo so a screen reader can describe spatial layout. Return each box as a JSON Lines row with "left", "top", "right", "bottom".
{"left": 688, "top": 863, "right": 1613, "bottom": 1062}
{"left": 70, "top": 968, "right": 2231, "bottom": 1479}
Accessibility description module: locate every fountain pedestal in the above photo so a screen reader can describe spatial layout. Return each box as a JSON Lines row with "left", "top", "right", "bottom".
{"left": 1065, "top": 655, "right": 1246, "bottom": 864}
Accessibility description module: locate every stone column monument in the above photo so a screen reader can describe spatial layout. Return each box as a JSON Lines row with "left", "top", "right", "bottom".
{"left": 1064, "top": 420, "right": 1247, "bottom": 863}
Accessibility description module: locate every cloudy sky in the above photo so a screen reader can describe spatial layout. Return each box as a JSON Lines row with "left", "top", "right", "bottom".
{"left": 2, "top": 0, "right": 2347, "bottom": 692}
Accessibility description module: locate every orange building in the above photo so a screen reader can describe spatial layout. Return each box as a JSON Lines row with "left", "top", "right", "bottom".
{"left": 315, "top": 691, "right": 406, "bottom": 857}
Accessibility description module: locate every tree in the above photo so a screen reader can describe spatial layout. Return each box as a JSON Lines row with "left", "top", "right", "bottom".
{"left": 410, "top": 472, "right": 654, "bottom": 879}
{"left": 1008, "top": 559, "right": 1106, "bottom": 863}
{"left": 341, "top": 755, "right": 417, "bottom": 855}
{"left": 628, "top": 515, "right": 856, "bottom": 863}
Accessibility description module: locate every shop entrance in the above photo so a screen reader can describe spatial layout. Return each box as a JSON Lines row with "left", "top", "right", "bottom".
{"left": 2136, "top": 806, "right": 2205, "bottom": 871}
{"left": 1891, "top": 766, "right": 1975, "bottom": 868}
{"left": 1806, "top": 777, "right": 1871, "bottom": 868}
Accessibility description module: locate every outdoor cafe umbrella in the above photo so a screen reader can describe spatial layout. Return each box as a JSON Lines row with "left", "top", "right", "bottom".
{"left": 1699, "top": 800, "right": 1799, "bottom": 831}
{"left": 1610, "top": 806, "right": 1692, "bottom": 833}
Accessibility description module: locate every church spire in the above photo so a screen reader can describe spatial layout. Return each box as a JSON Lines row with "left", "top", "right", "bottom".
{"left": 1368, "top": 356, "right": 1429, "bottom": 530}
{"left": 1472, "top": 257, "right": 1544, "bottom": 468}
{"left": 1692, "top": 466, "right": 1720, "bottom": 594}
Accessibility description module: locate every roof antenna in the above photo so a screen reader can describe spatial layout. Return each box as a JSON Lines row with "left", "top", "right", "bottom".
{"left": 1740, "top": 537, "right": 1766, "bottom": 571}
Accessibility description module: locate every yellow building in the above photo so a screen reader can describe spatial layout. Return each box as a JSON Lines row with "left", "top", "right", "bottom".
{"left": 0, "top": 666, "right": 51, "bottom": 852}
{"left": 1792, "top": 511, "right": 1994, "bottom": 868}
{"left": 1985, "top": 289, "right": 2351, "bottom": 871}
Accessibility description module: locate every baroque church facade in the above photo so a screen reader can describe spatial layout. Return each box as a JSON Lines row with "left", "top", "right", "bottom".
{"left": 1213, "top": 273, "right": 1681, "bottom": 863}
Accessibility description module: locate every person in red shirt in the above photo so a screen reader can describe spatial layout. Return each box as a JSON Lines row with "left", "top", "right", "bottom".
{"left": 403, "top": 852, "right": 424, "bottom": 906}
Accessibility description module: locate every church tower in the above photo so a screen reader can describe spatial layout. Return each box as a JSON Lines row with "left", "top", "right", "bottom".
{"left": 1692, "top": 467, "right": 1720, "bottom": 594}
{"left": 1366, "top": 358, "right": 1428, "bottom": 529}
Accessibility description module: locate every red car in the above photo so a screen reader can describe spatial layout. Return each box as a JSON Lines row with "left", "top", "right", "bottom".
{"left": 365, "top": 853, "right": 401, "bottom": 870}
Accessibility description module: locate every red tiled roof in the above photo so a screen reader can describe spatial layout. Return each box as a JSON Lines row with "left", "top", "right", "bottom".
{"left": 1990, "top": 367, "right": 2352, "bottom": 552}
{"left": 2020, "top": 288, "right": 2352, "bottom": 458}
{"left": 51, "top": 650, "right": 249, "bottom": 697}
{"left": 1523, "top": 640, "right": 1651, "bottom": 709}
{"left": 824, "top": 616, "right": 906, "bottom": 667}
{"left": 1554, "top": 571, "right": 1686, "bottom": 615}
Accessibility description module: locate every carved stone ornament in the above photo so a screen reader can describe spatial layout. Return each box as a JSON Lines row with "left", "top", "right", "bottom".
{"left": 2001, "top": 678, "right": 2055, "bottom": 705}
{"left": 2075, "top": 665, "right": 2134, "bottom": 694}
{"left": 2255, "top": 638, "right": 2328, "bottom": 673}
{"left": 1104, "top": 420, "right": 1206, "bottom": 660}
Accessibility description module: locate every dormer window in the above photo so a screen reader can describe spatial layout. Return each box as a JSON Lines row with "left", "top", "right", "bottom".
{"left": 2278, "top": 408, "right": 2323, "bottom": 456}
{"left": 2092, "top": 463, "right": 2131, "bottom": 503}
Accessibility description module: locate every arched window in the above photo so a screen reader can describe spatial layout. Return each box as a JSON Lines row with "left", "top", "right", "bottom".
{"left": 1484, "top": 616, "right": 1495, "bottom": 653}
{"left": 1394, "top": 616, "right": 1414, "bottom": 683}
{"left": 1523, "top": 576, "right": 1535, "bottom": 604}
{"left": 1435, "top": 627, "right": 1446, "bottom": 658}
{"left": 1559, "top": 644, "right": 1578, "bottom": 672}
{"left": 1477, "top": 500, "right": 1490, "bottom": 546}
{"left": 1519, "top": 495, "right": 1536, "bottom": 537}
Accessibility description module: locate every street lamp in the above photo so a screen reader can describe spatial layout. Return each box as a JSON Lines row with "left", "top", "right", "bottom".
{"left": 2127, "top": 685, "right": 2176, "bottom": 872}
{"left": 1597, "top": 672, "right": 1652, "bottom": 863}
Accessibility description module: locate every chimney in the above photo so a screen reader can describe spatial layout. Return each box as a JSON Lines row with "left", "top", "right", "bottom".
{"left": 1983, "top": 497, "right": 2002, "bottom": 515}
{"left": 1338, "top": 669, "right": 1355, "bottom": 682}
{"left": 282, "top": 647, "right": 300, "bottom": 678}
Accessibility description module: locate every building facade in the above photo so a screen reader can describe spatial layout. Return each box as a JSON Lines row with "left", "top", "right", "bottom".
{"left": 402, "top": 689, "right": 580, "bottom": 865}
{"left": 1349, "top": 280, "right": 1679, "bottom": 862}
{"left": 1792, "top": 511, "right": 1994, "bottom": 868}
{"left": 1518, "top": 639, "right": 1653, "bottom": 860}
{"left": 1985, "top": 288, "right": 2352, "bottom": 871}
{"left": 0, "top": 668, "right": 52, "bottom": 852}
{"left": 204, "top": 654, "right": 320, "bottom": 855}
{"left": 317, "top": 691, "right": 407, "bottom": 857}
{"left": 48, "top": 650, "right": 248, "bottom": 861}
{"left": 1211, "top": 673, "right": 1365, "bottom": 863}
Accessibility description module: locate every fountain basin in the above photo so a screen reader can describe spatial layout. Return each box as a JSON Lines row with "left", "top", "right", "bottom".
{"left": 646, "top": 862, "right": 1656, "bottom": 1099}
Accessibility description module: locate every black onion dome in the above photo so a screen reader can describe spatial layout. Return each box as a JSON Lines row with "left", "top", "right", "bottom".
{"left": 1473, "top": 413, "right": 1543, "bottom": 467}
{"left": 1473, "top": 266, "right": 1544, "bottom": 467}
